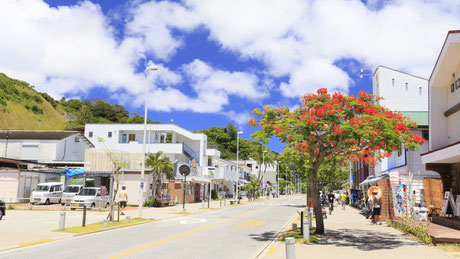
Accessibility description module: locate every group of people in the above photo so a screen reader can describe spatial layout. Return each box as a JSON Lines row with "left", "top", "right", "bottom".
{"left": 320, "top": 190, "right": 348, "bottom": 215}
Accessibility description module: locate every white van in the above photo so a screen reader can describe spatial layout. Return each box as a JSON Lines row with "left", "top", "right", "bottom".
{"left": 30, "top": 182, "right": 64, "bottom": 205}
{"left": 61, "top": 185, "right": 84, "bottom": 206}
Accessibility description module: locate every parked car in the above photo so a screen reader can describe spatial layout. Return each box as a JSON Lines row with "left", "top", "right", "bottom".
{"left": 61, "top": 185, "right": 84, "bottom": 206}
{"left": 70, "top": 187, "right": 111, "bottom": 210}
{"left": 30, "top": 182, "right": 64, "bottom": 205}
{"left": 0, "top": 200, "right": 5, "bottom": 220}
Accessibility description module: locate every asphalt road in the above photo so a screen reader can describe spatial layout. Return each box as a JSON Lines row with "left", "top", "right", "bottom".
{"left": 0, "top": 195, "right": 305, "bottom": 259}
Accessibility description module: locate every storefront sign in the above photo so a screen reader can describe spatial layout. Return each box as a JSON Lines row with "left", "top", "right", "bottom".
{"left": 190, "top": 159, "right": 198, "bottom": 176}
{"left": 392, "top": 184, "right": 406, "bottom": 217}
{"left": 367, "top": 186, "right": 382, "bottom": 197}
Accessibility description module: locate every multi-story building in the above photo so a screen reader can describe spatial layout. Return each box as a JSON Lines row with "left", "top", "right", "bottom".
{"left": 84, "top": 123, "right": 211, "bottom": 204}
{"left": 421, "top": 30, "right": 460, "bottom": 198}
{"left": 372, "top": 66, "right": 439, "bottom": 214}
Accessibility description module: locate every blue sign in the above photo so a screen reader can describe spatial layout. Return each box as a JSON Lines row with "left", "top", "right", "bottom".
{"left": 140, "top": 182, "right": 144, "bottom": 188}
{"left": 232, "top": 181, "right": 236, "bottom": 186}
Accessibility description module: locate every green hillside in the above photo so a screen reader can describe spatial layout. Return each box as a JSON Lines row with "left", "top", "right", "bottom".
{"left": 0, "top": 73, "right": 159, "bottom": 130}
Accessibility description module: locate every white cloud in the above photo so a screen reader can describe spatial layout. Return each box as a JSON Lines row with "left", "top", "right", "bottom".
{"left": 182, "top": 59, "right": 269, "bottom": 100}
{"left": 221, "top": 110, "right": 251, "bottom": 127}
{"left": 183, "top": 0, "right": 460, "bottom": 96}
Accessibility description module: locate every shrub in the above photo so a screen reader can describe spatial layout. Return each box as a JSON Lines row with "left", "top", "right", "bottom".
{"left": 32, "top": 95, "right": 42, "bottom": 103}
{"left": 387, "top": 216, "right": 432, "bottom": 244}
{"left": 211, "top": 189, "right": 218, "bottom": 200}
{"left": 7, "top": 204, "right": 14, "bottom": 210}
{"left": 21, "top": 91, "right": 31, "bottom": 99}
{"left": 31, "top": 105, "right": 43, "bottom": 114}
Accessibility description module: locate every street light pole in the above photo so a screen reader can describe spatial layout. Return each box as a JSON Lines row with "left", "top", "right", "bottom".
{"left": 236, "top": 131, "right": 243, "bottom": 203}
{"left": 139, "top": 65, "right": 158, "bottom": 218}
{"left": 262, "top": 150, "right": 267, "bottom": 197}
{"left": 276, "top": 161, "right": 279, "bottom": 198}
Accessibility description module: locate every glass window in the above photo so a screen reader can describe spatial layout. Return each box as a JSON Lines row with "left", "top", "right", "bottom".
{"left": 405, "top": 82, "right": 408, "bottom": 91}
{"left": 108, "top": 132, "right": 112, "bottom": 138}
{"left": 392, "top": 78, "right": 395, "bottom": 87}
{"left": 122, "top": 134, "right": 127, "bottom": 143}
{"left": 419, "top": 87, "right": 422, "bottom": 95}
{"left": 78, "top": 188, "right": 97, "bottom": 196}
{"left": 422, "top": 130, "right": 429, "bottom": 141}
{"left": 50, "top": 186, "right": 54, "bottom": 192}
{"left": 89, "top": 131, "right": 93, "bottom": 138}
{"left": 64, "top": 186, "right": 80, "bottom": 193}
{"left": 129, "top": 134, "right": 136, "bottom": 141}
{"left": 36, "top": 185, "right": 50, "bottom": 192}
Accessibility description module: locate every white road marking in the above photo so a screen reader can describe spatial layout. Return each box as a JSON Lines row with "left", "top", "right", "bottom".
{"left": 180, "top": 218, "right": 207, "bottom": 224}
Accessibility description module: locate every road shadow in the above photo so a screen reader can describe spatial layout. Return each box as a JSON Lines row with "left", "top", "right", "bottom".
{"left": 249, "top": 231, "right": 278, "bottom": 242}
{"left": 318, "top": 228, "right": 420, "bottom": 251}
{"left": 281, "top": 204, "right": 305, "bottom": 208}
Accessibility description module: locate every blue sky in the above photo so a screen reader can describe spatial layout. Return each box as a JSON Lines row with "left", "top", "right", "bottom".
{"left": 1, "top": 0, "right": 459, "bottom": 152}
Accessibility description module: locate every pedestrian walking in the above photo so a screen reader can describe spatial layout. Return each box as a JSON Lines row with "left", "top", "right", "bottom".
{"left": 119, "top": 186, "right": 128, "bottom": 215}
{"left": 371, "top": 190, "right": 382, "bottom": 225}
{"left": 341, "top": 192, "right": 347, "bottom": 210}
{"left": 334, "top": 192, "right": 340, "bottom": 205}
{"left": 328, "top": 190, "right": 335, "bottom": 215}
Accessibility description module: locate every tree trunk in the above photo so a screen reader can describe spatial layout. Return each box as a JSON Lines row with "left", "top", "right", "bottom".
{"left": 309, "top": 167, "right": 324, "bottom": 234}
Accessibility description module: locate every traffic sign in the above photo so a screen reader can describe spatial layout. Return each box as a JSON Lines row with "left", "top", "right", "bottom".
{"left": 179, "top": 165, "right": 191, "bottom": 176}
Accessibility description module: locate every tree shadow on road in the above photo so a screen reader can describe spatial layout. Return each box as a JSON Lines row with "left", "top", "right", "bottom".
{"left": 318, "top": 228, "right": 420, "bottom": 251}
{"left": 248, "top": 231, "right": 278, "bottom": 242}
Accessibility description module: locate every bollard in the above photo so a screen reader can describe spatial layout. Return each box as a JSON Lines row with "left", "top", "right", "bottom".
{"left": 300, "top": 211, "right": 304, "bottom": 235}
{"left": 117, "top": 203, "right": 120, "bottom": 222}
{"left": 224, "top": 198, "right": 226, "bottom": 206}
{"left": 220, "top": 199, "right": 222, "bottom": 207}
{"left": 202, "top": 200, "right": 204, "bottom": 208}
{"left": 59, "top": 212, "right": 66, "bottom": 230}
{"left": 292, "top": 223, "right": 297, "bottom": 231}
{"left": 285, "top": 237, "right": 296, "bottom": 259}
{"left": 103, "top": 219, "right": 108, "bottom": 227}
{"left": 82, "top": 205, "right": 87, "bottom": 227}
{"left": 303, "top": 219, "right": 310, "bottom": 240}
{"left": 126, "top": 216, "right": 130, "bottom": 223}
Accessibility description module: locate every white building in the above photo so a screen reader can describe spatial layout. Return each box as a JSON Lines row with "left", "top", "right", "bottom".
{"left": 372, "top": 66, "right": 439, "bottom": 212}
{"left": 0, "top": 130, "right": 93, "bottom": 202}
{"left": 84, "top": 124, "right": 210, "bottom": 204}
{"left": 0, "top": 130, "right": 92, "bottom": 163}
{"left": 421, "top": 30, "right": 460, "bottom": 197}
{"left": 84, "top": 123, "right": 207, "bottom": 178}
{"left": 236, "top": 159, "right": 278, "bottom": 187}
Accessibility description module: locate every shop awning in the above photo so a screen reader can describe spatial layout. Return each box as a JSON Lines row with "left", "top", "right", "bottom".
{"left": 359, "top": 174, "right": 388, "bottom": 186}
{"left": 421, "top": 141, "right": 460, "bottom": 164}
{"left": 188, "top": 176, "right": 210, "bottom": 184}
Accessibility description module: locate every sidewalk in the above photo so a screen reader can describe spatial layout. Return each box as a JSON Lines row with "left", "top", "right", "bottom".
{"left": 0, "top": 197, "right": 258, "bottom": 251}
{"left": 264, "top": 205, "right": 455, "bottom": 259}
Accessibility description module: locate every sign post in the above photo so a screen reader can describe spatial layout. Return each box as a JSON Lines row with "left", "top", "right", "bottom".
{"left": 179, "top": 165, "right": 191, "bottom": 212}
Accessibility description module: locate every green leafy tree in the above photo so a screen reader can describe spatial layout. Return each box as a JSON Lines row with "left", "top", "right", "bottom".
{"left": 225, "top": 122, "right": 238, "bottom": 140}
{"left": 250, "top": 89, "right": 425, "bottom": 234}
{"left": 145, "top": 152, "right": 175, "bottom": 198}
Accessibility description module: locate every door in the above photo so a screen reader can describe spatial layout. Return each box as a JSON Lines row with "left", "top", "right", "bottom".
{"left": 195, "top": 184, "right": 201, "bottom": 202}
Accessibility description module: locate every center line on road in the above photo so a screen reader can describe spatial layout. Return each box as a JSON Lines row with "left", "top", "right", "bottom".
{"left": 110, "top": 202, "right": 287, "bottom": 259}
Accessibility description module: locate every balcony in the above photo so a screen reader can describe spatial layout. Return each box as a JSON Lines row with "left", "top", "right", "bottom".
{"left": 115, "top": 142, "right": 194, "bottom": 158}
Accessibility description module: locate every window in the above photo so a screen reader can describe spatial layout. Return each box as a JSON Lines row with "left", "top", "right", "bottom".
{"left": 122, "top": 134, "right": 127, "bottom": 143}
{"left": 108, "top": 132, "right": 112, "bottom": 138}
{"left": 50, "top": 186, "right": 54, "bottom": 192}
{"left": 208, "top": 158, "right": 212, "bottom": 166}
{"left": 422, "top": 130, "right": 429, "bottom": 141}
{"left": 451, "top": 83, "right": 455, "bottom": 93}
{"left": 397, "top": 149, "right": 402, "bottom": 157}
{"left": 419, "top": 87, "right": 422, "bottom": 95}
{"left": 129, "top": 134, "right": 135, "bottom": 142}
{"left": 392, "top": 78, "right": 395, "bottom": 87}
{"left": 405, "top": 82, "right": 408, "bottom": 91}
{"left": 175, "top": 183, "right": 181, "bottom": 189}
{"left": 75, "top": 137, "right": 80, "bottom": 142}
{"left": 88, "top": 131, "right": 93, "bottom": 138}
{"left": 456, "top": 79, "right": 460, "bottom": 89}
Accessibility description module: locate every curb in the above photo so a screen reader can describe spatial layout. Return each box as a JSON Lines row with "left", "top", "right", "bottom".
{"left": 249, "top": 202, "right": 301, "bottom": 259}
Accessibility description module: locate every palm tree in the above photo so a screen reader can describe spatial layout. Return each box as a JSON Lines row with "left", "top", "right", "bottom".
{"left": 145, "top": 152, "right": 175, "bottom": 198}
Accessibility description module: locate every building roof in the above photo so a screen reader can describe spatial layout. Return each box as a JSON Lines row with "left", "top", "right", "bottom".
{"left": 401, "top": 111, "right": 428, "bottom": 127}
{"left": 429, "top": 30, "right": 460, "bottom": 83}
{"left": 0, "top": 130, "right": 78, "bottom": 140}
{"left": 374, "top": 65, "right": 428, "bottom": 81}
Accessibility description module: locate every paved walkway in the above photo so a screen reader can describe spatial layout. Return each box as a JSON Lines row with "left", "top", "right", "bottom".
{"left": 0, "top": 197, "right": 261, "bottom": 251}
{"left": 264, "top": 205, "right": 455, "bottom": 259}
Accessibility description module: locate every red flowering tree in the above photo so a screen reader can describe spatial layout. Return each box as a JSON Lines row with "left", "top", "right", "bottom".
{"left": 249, "top": 89, "right": 425, "bottom": 234}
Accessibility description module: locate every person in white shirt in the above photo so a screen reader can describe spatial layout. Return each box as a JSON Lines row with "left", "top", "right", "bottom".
{"left": 371, "top": 190, "right": 381, "bottom": 225}
{"left": 119, "top": 186, "right": 128, "bottom": 215}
